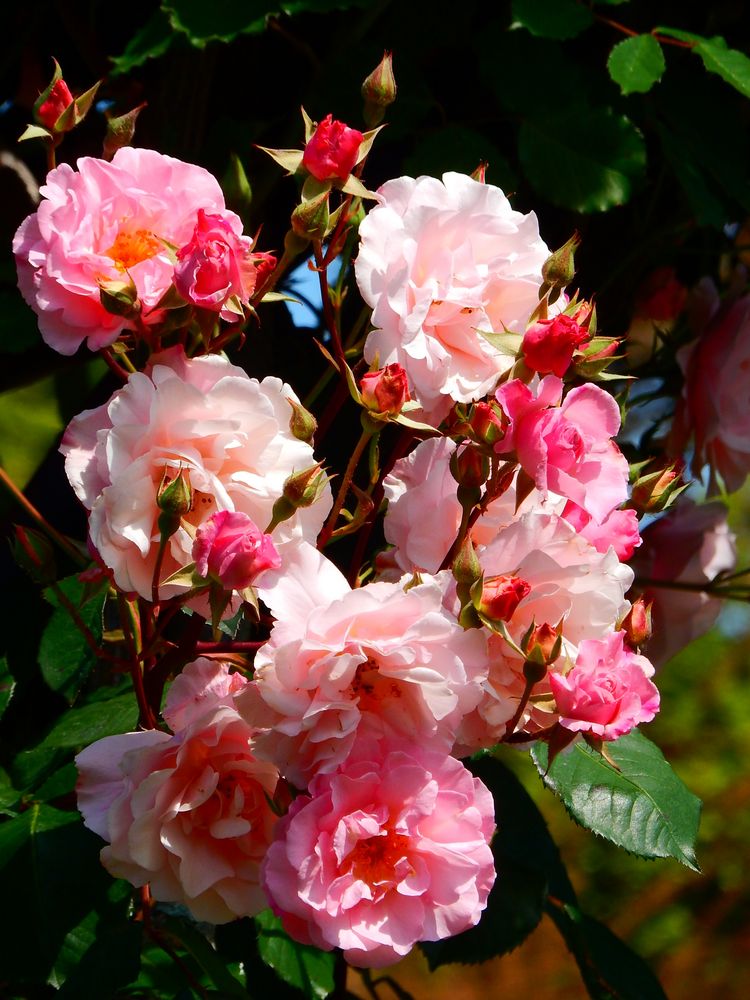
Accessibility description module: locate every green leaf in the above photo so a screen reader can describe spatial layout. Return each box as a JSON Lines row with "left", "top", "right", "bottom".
{"left": 163, "top": 0, "right": 374, "bottom": 48}
{"left": 519, "top": 109, "right": 646, "bottom": 212}
{"left": 695, "top": 36, "right": 750, "bottom": 100}
{"left": 422, "top": 757, "right": 577, "bottom": 969}
{"left": 110, "top": 8, "right": 177, "bottom": 75}
{"left": 546, "top": 900, "right": 668, "bottom": 999}
{"left": 255, "top": 909, "right": 336, "bottom": 999}
{"left": 532, "top": 730, "right": 701, "bottom": 870}
{"left": 512, "top": 0, "right": 593, "bottom": 40}
{"left": 40, "top": 691, "right": 139, "bottom": 750}
{"left": 158, "top": 915, "right": 247, "bottom": 998}
{"left": 36, "top": 762, "right": 78, "bottom": 802}
{"left": 607, "top": 35, "right": 666, "bottom": 95}
{"left": 56, "top": 916, "right": 141, "bottom": 999}
{"left": 0, "top": 654, "right": 15, "bottom": 718}
{"left": 39, "top": 575, "right": 106, "bottom": 704}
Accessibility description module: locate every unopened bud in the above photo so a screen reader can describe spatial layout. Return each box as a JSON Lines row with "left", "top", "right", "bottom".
{"left": 288, "top": 398, "right": 317, "bottom": 443}
{"left": 99, "top": 277, "right": 139, "bottom": 318}
{"left": 540, "top": 233, "right": 580, "bottom": 303}
{"left": 620, "top": 598, "right": 652, "bottom": 649}
{"left": 11, "top": 525, "right": 57, "bottom": 584}
{"left": 157, "top": 470, "right": 192, "bottom": 539}
{"left": 475, "top": 574, "right": 530, "bottom": 623}
{"left": 361, "top": 51, "right": 397, "bottom": 128}
{"left": 450, "top": 445, "right": 489, "bottom": 491}
{"left": 103, "top": 103, "right": 146, "bottom": 161}
{"left": 470, "top": 161, "right": 488, "bottom": 184}
{"left": 360, "top": 363, "right": 410, "bottom": 416}
{"left": 630, "top": 458, "right": 686, "bottom": 514}
{"left": 452, "top": 536, "right": 482, "bottom": 588}
{"left": 36, "top": 77, "right": 74, "bottom": 130}
{"left": 291, "top": 190, "right": 330, "bottom": 242}
{"left": 469, "top": 400, "right": 506, "bottom": 446}
{"left": 522, "top": 622, "right": 563, "bottom": 678}
{"left": 268, "top": 464, "right": 329, "bottom": 532}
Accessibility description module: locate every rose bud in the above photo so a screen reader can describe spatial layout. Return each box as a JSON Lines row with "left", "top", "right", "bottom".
{"left": 193, "top": 510, "right": 281, "bottom": 591}
{"left": 36, "top": 78, "right": 74, "bottom": 130}
{"left": 469, "top": 400, "right": 506, "bottom": 446}
{"left": 522, "top": 314, "right": 589, "bottom": 377}
{"left": 620, "top": 597, "right": 653, "bottom": 650}
{"left": 361, "top": 51, "right": 397, "bottom": 127}
{"left": 476, "top": 574, "right": 531, "bottom": 623}
{"left": 630, "top": 457, "right": 686, "bottom": 514}
{"left": 360, "top": 363, "right": 410, "bottom": 416}
{"left": 174, "top": 209, "right": 257, "bottom": 317}
{"left": 302, "top": 114, "right": 363, "bottom": 182}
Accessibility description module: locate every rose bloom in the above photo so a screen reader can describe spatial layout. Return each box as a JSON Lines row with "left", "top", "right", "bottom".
{"left": 76, "top": 661, "right": 282, "bottom": 923}
{"left": 382, "top": 437, "right": 556, "bottom": 574}
{"left": 193, "top": 510, "right": 281, "bottom": 591}
{"left": 13, "top": 148, "right": 247, "bottom": 355}
{"left": 454, "top": 511, "right": 633, "bottom": 750}
{"left": 495, "top": 376, "right": 629, "bottom": 523}
{"left": 237, "top": 545, "right": 488, "bottom": 789}
{"left": 162, "top": 656, "right": 249, "bottom": 731}
{"left": 61, "top": 348, "right": 331, "bottom": 601}
{"left": 302, "top": 114, "right": 364, "bottom": 181}
{"left": 630, "top": 500, "right": 736, "bottom": 667}
{"left": 550, "top": 630, "right": 659, "bottom": 740}
{"left": 261, "top": 739, "right": 496, "bottom": 967}
{"left": 355, "top": 172, "right": 557, "bottom": 422}
{"left": 672, "top": 293, "right": 750, "bottom": 494}
{"left": 174, "top": 209, "right": 259, "bottom": 319}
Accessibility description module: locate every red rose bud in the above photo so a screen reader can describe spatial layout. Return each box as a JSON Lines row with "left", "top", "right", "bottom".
{"left": 630, "top": 458, "right": 686, "bottom": 514}
{"left": 620, "top": 598, "right": 653, "bottom": 649}
{"left": 253, "top": 251, "right": 277, "bottom": 289}
{"left": 361, "top": 51, "right": 397, "bottom": 127}
{"left": 36, "top": 78, "right": 74, "bottom": 129}
{"left": 469, "top": 401, "right": 506, "bottom": 446}
{"left": 360, "top": 364, "right": 410, "bottom": 416}
{"left": 476, "top": 574, "right": 531, "bottom": 623}
{"left": 12, "top": 525, "right": 57, "bottom": 584}
{"left": 522, "top": 315, "right": 589, "bottom": 377}
{"left": 302, "top": 115, "right": 364, "bottom": 182}
{"left": 449, "top": 445, "right": 489, "bottom": 490}
{"left": 522, "top": 621, "right": 562, "bottom": 683}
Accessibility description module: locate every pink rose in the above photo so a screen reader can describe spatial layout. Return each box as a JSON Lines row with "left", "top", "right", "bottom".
{"left": 261, "top": 740, "right": 496, "bottom": 967}
{"left": 60, "top": 348, "right": 331, "bottom": 602}
{"left": 302, "top": 114, "right": 363, "bottom": 181}
{"left": 174, "top": 209, "right": 258, "bottom": 318}
{"left": 561, "top": 501, "right": 641, "bottom": 561}
{"left": 76, "top": 663, "right": 282, "bottom": 923}
{"left": 522, "top": 315, "right": 588, "bottom": 377}
{"left": 162, "top": 656, "right": 249, "bottom": 731}
{"left": 13, "top": 148, "right": 241, "bottom": 355}
{"left": 193, "top": 510, "right": 281, "bottom": 590}
{"left": 237, "top": 555, "right": 488, "bottom": 789}
{"left": 550, "top": 630, "right": 659, "bottom": 740}
{"left": 495, "top": 376, "right": 629, "bottom": 523}
{"left": 630, "top": 500, "right": 736, "bottom": 666}
{"left": 672, "top": 294, "right": 750, "bottom": 493}
{"left": 360, "top": 363, "right": 410, "bottom": 415}
{"left": 355, "top": 172, "right": 557, "bottom": 422}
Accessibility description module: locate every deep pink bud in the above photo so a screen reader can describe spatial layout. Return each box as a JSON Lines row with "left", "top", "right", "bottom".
{"left": 522, "top": 315, "right": 589, "bottom": 377}
{"left": 36, "top": 78, "right": 74, "bottom": 129}
{"left": 477, "top": 574, "right": 530, "bottom": 622}
{"left": 175, "top": 209, "right": 257, "bottom": 317}
{"left": 193, "top": 511, "right": 281, "bottom": 591}
{"left": 360, "top": 363, "right": 410, "bottom": 415}
{"left": 470, "top": 400, "right": 507, "bottom": 446}
{"left": 302, "top": 115, "right": 363, "bottom": 182}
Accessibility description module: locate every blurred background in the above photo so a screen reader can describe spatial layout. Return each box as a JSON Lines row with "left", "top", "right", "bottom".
{"left": 2, "top": 1, "right": 750, "bottom": 996}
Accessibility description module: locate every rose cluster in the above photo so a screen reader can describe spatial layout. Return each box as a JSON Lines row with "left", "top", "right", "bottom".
{"left": 16, "top": 128, "right": 730, "bottom": 972}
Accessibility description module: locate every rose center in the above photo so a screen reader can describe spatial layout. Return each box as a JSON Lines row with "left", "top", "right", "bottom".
{"left": 350, "top": 658, "right": 403, "bottom": 711}
{"left": 345, "top": 830, "right": 412, "bottom": 887}
{"left": 106, "top": 229, "right": 162, "bottom": 270}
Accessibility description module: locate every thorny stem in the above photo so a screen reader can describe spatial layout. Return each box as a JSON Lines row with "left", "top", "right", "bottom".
{"left": 312, "top": 240, "right": 348, "bottom": 375}
{"left": 118, "top": 593, "right": 156, "bottom": 729}
{"left": 319, "top": 427, "right": 374, "bottom": 548}
{"left": 0, "top": 465, "right": 86, "bottom": 567}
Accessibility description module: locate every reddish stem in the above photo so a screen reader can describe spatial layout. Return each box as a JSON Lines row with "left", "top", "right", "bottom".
{"left": 99, "top": 346, "right": 132, "bottom": 382}
{"left": 0, "top": 465, "right": 86, "bottom": 567}
{"left": 318, "top": 427, "right": 373, "bottom": 548}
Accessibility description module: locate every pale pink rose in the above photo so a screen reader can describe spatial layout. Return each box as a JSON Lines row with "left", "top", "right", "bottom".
{"left": 522, "top": 315, "right": 588, "bottom": 377}
{"left": 60, "top": 348, "right": 331, "bottom": 602}
{"left": 261, "top": 740, "right": 496, "bottom": 967}
{"left": 550, "top": 630, "right": 659, "bottom": 740}
{"left": 76, "top": 704, "right": 281, "bottom": 923}
{"left": 382, "top": 437, "right": 555, "bottom": 574}
{"left": 163, "top": 657, "right": 248, "bottom": 732}
{"left": 672, "top": 293, "right": 750, "bottom": 493}
{"left": 561, "top": 501, "right": 641, "bottom": 561}
{"left": 236, "top": 569, "right": 488, "bottom": 789}
{"left": 174, "top": 209, "right": 258, "bottom": 319}
{"left": 355, "top": 172, "right": 557, "bottom": 422}
{"left": 630, "top": 500, "right": 736, "bottom": 666}
{"left": 13, "top": 148, "right": 240, "bottom": 355}
{"left": 495, "top": 376, "right": 629, "bottom": 523}
{"left": 302, "top": 114, "right": 364, "bottom": 181}
{"left": 193, "top": 510, "right": 281, "bottom": 591}
{"left": 454, "top": 511, "right": 633, "bottom": 749}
